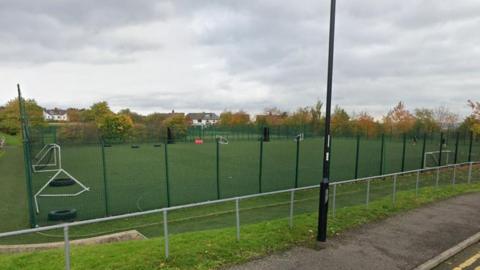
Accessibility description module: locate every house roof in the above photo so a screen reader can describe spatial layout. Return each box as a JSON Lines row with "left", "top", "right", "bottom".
{"left": 186, "top": 112, "right": 219, "bottom": 121}
{"left": 44, "top": 108, "right": 67, "bottom": 116}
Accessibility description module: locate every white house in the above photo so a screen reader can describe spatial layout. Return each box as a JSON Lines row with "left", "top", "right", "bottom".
{"left": 43, "top": 108, "right": 68, "bottom": 121}
{"left": 187, "top": 112, "right": 219, "bottom": 126}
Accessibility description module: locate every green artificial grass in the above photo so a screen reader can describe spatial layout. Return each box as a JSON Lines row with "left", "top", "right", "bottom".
{"left": 0, "top": 183, "right": 479, "bottom": 270}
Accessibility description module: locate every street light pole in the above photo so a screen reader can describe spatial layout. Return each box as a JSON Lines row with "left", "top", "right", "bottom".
{"left": 317, "top": 0, "right": 336, "bottom": 243}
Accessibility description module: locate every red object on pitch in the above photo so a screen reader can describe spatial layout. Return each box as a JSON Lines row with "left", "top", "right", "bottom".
{"left": 195, "top": 138, "right": 204, "bottom": 144}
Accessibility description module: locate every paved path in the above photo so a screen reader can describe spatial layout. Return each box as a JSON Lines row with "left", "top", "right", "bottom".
{"left": 228, "top": 193, "right": 480, "bottom": 270}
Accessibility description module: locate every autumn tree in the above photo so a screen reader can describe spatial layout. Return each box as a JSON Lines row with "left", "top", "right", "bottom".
{"left": 285, "top": 107, "right": 312, "bottom": 126}
{"left": 331, "top": 106, "right": 352, "bottom": 136}
{"left": 467, "top": 100, "right": 480, "bottom": 135}
{"left": 414, "top": 108, "right": 440, "bottom": 134}
{"left": 0, "top": 98, "right": 45, "bottom": 135}
{"left": 255, "top": 107, "right": 288, "bottom": 126}
{"left": 383, "top": 101, "right": 415, "bottom": 135}
{"left": 163, "top": 115, "right": 188, "bottom": 138}
{"left": 119, "top": 108, "right": 145, "bottom": 124}
{"left": 353, "top": 112, "right": 378, "bottom": 138}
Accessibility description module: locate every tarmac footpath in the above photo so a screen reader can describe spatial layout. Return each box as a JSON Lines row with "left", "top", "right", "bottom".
{"left": 228, "top": 193, "right": 480, "bottom": 270}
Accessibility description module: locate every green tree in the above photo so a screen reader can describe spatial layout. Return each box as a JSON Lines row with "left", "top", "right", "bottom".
{"left": 99, "top": 114, "right": 133, "bottom": 140}
{"left": 0, "top": 98, "right": 45, "bottom": 135}
{"left": 84, "top": 102, "right": 113, "bottom": 125}
{"left": 163, "top": 115, "right": 188, "bottom": 139}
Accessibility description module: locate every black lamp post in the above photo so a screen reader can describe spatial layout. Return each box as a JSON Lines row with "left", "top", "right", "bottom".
{"left": 317, "top": 0, "right": 336, "bottom": 243}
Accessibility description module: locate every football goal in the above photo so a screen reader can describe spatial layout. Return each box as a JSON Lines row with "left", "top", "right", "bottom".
{"left": 424, "top": 150, "right": 452, "bottom": 168}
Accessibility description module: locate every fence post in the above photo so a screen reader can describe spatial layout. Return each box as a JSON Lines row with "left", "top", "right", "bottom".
{"left": 379, "top": 134, "right": 385, "bottom": 175}
{"left": 354, "top": 135, "right": 360, "bottom": 179}
{"left": 401, "top": 134, "right": 407, "bottom": 172}
{"left": 332, "top": 184, "right": 337, "bottom": 217}
{"left": 294, "top": 136, "right": 300, "bottom": 188}
{"left": 454, "top": 132, "right": 459, "bottom": 164}
{"left": 235, "top": 198, "right": 240, "bottom": 241}
{"left": 436, "top": 167, "right": 440, "bottom": 188}
{"left": 468, "top": 162, "right": 473, "bottom": 184}
{"left": 366, "top": 179, "right": 370, "bottom": 208}
{"left": 468, "top": 131, "right": 473, "bottom": 162}
{"left": 216, "top": 138, "right": 221, "bottom": 199}
{"left": 101, "top": 142, "right": 110, "bottom": 216}
{"left": 17, "top": 86, "right": 37, "bottom": 228}
{"left": 258, "top": 139, "right": 264, "bottom": 193}
{"left": 392, "top": 175, "right": 397, "bottom": 205}
{"left": 289, "top": 190, "right": 295, "bottom": 228}
{"left": 415, "top": 170, "right": 420, "bottom": 197}
{"left": 64, "top": 226, "right": 71, "bottom": 270}
{"left": 164, "top": 143, "right": 171, "bottom": 207}
{"left": 421, "top": 133, "right": 427, "bottom": 169}
{"left": 438, "top": 133, "right": 444, "bottom": 166}
{"left": 163, "top": 210, "right": 169, "bottom": 258}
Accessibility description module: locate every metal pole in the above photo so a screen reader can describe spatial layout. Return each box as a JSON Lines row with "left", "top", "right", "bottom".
{"left": 436, "top": 167, "right": 440, "bottom": 188}
{"left": 163, "top": 210, "right": 169, "bottom": 258}
{"left": 289, "top": 190, "right": 295, "bottom": 228}
{"left": 379, "top": 134, "right": 385, "bottom": 175}
{"left": 64, "top": 226, "right": 71, "bottom": 270}
{"left": 295, "top": 136, "right": 300, "bottom": 188}
{"left": 392, "top": 175, "right": 397, "bottom": 205}
{"left": 401, "top": 134, "right": 407, "bottom": 172}
{"left": 421, "top": 133, "right": 427, "bottom": 169}
{"left": 468, "top": 162, "right": 473, "bottom": 184}
{"left": 354, "top": 135, "right": 360, "bottom": 179}
{"left": 438, "top": 133, "right": 444, "bottom": 166}
{"left": 468, "top": 131, "right": 473, "bottom": 162}
{"left": 258, "top": 139, "right": 264, "bottom": 193}
{"left": 216, "top": 138, "right": 221, "bottom": 199}
{"left": 164, "top": 143, "right": 171, "bottom": 207}
{"left": 366, "top": 180, "right": 370, "bottom": 208}
{"left": 454, "top": 132, "right": 459, "bottom": 164}
{"left": 415, "top": 171, "right": 420, "bottom": 197}
{"left": 17, "top": 85, "right": 37, "bottom": 228}
{"left": 101, "top": 141, "right": 110, "bottom": 216}
{"left": 317, "top": 0, "right": 336, "bottom": 243}
{"left": 235, "top": 198, "right": 240, "bottom": 241}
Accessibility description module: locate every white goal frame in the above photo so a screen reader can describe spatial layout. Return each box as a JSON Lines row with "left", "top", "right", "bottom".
{"left": 31, "top": 143, "right": 90, "bottom": 213}
{"left": 32, "top": 144, "right": 61, "bottom": 173}
{"left": 424, "top": 150, "right": 452, "bottom": 168}
{"left": 216, "top": 135, "right": 229, "bottom": 145}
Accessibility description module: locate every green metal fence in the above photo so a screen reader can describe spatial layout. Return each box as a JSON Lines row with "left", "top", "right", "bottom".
{"left": 17, "top": 92, "right": 480, "bottom": 228}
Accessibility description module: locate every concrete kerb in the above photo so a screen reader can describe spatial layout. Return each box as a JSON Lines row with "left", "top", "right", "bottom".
{"left": 413, "top": 231, "right": 480, "bottom": 270}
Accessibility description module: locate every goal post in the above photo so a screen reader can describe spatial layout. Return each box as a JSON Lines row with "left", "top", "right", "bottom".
{"left": 424, "top": 150, "right": 452, "bottom": 168}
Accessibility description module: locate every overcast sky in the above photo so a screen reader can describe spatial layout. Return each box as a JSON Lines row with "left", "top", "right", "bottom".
{"left": 0, "top": 0, "right": 479, "bottom": 117}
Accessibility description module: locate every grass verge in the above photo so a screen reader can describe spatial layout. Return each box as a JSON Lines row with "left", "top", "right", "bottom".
{"left": 0, "top": 183, "right": 479, "bottom": 270}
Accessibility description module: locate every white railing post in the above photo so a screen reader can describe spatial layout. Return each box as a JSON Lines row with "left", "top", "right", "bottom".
{"left": 235, "top": 198, "right": 240, "bottom": 241}
{"left": 468, "top": 162, "right": 473, "bottom": 184}
{"left": 436, "top": 167, "right": 440, "bottom": 188}
{"left": 415, "top": 171, "right": 420, "bottom": 197}
{"left": 452, "top": 165, "right": 456, "bottom": 185}
{"left": 366, "top": 180, "right": 370, "bottom": 208}
{"left": 289, "top": 190, "right": 295, "bottom": 228}
{"left": 64, "top": 226, "right": 70, "bottom": 270}
{"left": 392, "top": 175, "right": 397, "bottom": 205}
{"left": 332, "top": 184, "right": 337, "bottom": 217}
{"left": 163, "top": 210, "right": 169, "bottom": 258}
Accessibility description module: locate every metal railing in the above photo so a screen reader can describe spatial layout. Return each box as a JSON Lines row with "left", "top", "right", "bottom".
{"left": 0, "top": 161, "right": 478, "bottom": 270}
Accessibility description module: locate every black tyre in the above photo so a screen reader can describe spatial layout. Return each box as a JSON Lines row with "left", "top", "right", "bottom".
{"left": 48, "top": 209, "right": 77, "bottom": 221}
{"left": 49, "top": 178, "right": 75, "bottom": 187}
{"left": 153, "top": 144, "right": 162, "bottom": 147}
{"left": 131, "top": 145, "right": 140, "bottom": 149}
